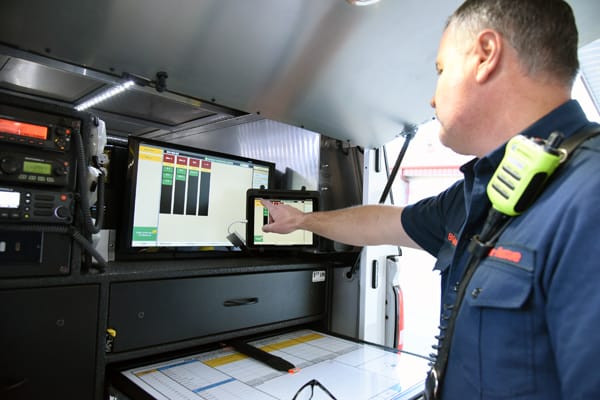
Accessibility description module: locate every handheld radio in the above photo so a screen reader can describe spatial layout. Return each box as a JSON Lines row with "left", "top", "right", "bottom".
{"left": 487, "top": 132, "right": 565, "bottom": 217}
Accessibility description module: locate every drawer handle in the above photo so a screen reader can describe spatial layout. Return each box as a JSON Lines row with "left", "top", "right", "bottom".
{"left": 223, "top": 297, "right": 259, "bottom": 307}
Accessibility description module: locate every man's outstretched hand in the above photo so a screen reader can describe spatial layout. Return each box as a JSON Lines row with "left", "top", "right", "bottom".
{"left": 260, "top": 199, "right": 304, "bottom": 234}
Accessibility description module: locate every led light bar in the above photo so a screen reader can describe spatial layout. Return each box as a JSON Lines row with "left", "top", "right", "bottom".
{"left": 75, "top": 80, "right": 135, "bottom": 111}
{"left": 346, "top": 0, "right": 381, "bottom": 5}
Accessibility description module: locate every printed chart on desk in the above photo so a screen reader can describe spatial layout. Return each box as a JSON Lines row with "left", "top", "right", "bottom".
{"left": 121, "top": 329, "right": 429, "bottom": 400}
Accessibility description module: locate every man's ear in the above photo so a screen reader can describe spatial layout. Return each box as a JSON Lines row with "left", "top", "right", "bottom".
{"left": 474, "top": 29, "right": 502, "bottom": 83}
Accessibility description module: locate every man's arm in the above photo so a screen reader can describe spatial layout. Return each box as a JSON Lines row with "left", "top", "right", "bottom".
{"left": 260, "top": 200, "right": 420, "bottom": 248}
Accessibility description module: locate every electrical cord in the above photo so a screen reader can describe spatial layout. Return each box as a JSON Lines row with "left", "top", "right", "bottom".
{"left": 227, "top": 220, "right": 247, "bottom": 234}
{"left": 226, "top": 220, "right": 248, "bottom": 250}
{"left": 70, "top": 119, "right": 110, "bottom": 271}
{"left": 0, "top": 223, "right": 108, "bottom": 272}
{"left": 73, "top": 126, "right": 104, "bottom": 235}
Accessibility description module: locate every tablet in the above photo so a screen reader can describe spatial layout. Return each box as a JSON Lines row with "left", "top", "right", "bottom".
{"left": 246, "top": 189, "right": 319, "bottom": 249}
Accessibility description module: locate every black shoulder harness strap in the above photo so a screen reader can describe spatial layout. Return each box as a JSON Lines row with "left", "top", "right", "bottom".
{"left": 424, "top": 122, "right": 600, "bottom": 400}
{"left": 560, "top": 123, "right": 600, "bottom": 159}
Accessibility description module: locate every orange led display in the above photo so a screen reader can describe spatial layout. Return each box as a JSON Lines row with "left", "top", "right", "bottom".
{"left": 0, "top": 118, "right": 48, "bottom": 140}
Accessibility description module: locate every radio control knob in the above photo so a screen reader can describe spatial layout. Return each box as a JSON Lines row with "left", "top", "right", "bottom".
{"left": 0, "top": 156, "right": 19, "bottom": 174}
{"left": 54, "top": 137, "right": 67, "bottom": 150}
{"left": 53, "top": 164, "right": 67, "bottom": 176}
{"left": 55, "top": 206, "right": 71, "bottom": 220}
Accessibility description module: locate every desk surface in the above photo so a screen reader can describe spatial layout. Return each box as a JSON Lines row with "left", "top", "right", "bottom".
{"left": 120, "top": 329, "right": 428, "bottom": 400}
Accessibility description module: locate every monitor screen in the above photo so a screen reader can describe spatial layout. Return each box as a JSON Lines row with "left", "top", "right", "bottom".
{"left": 120, "top": 137, "right": 274, "bottom": 257}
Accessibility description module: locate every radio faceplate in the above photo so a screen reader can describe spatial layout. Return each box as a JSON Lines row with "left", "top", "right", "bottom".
{"left": 0, "top": 103, "right": 79, "bottom": 152}
{"left": 0, "top": 146, "right": 73, "bottom": 188}
{"left": 0, "top": 186, "right": 74, "bottom": 224}
{"left": 0, "top": 98, "right": 81, "bottom": 194}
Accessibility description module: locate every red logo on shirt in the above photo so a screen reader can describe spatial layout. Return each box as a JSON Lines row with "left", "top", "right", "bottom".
{"left": 447, "top": 232, "right": 458, "bottom": 247}
{"left": 488, "top": 246, "right": 522, "bottom": 263}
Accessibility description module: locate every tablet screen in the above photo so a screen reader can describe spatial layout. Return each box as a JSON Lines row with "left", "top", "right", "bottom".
{"left": 246, "top": 189, "right": 319, "bottom": 249}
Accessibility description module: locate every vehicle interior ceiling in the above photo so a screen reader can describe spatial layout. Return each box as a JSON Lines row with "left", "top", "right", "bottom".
{"left": 0, "top": 0, "right": 598, "bottom": 169}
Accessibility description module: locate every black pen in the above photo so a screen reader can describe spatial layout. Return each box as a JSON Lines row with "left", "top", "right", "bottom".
{"left": 228, "top": 339, "right": 299, "bottom": 373}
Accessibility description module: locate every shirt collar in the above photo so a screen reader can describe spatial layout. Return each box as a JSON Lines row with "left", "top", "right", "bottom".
{"left": 520, "top": 99, "right": 589, "bottom": 140}
{"left": 461, "top": 99, "right": 590, "bottom": 176}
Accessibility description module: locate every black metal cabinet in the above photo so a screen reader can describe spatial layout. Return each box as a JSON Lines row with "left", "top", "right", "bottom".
{"left": 0, "top": 258, "right": 339, "bottom": 400}
{"left": 108, "top": 270, "right": 327, "bottom": 352}
{"left": 0, "top": 285, "right": 99, "bottom": 400}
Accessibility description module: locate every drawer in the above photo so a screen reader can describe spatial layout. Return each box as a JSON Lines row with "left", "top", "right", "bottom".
{"left": 108, "top": 269, "right": 327, "bottom": 352}
{"left": 0, "top": 285, "right": 99, "bottom": 399}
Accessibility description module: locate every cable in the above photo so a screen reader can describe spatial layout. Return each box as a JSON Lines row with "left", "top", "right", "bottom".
{"left": 70, "top": 227, "right": 107, "bottom": 272}
{"left": 73, "top": 126, "right": 103, "bottom": 235}
{"left": 0, "top": 223, "right": 108, "bottom": 272}
{"left": 226, "top": 220, "right": 248, "bottom": 250}
{"left": 227, "top": 220, "right": 247, "bottom": 234}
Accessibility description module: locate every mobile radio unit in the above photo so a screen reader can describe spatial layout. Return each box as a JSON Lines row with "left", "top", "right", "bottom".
{"left": 0, "top": 100, "right": 81, "bottom": 224}
{"left": 0, "top": 93, "right": 99, "bottom": 277}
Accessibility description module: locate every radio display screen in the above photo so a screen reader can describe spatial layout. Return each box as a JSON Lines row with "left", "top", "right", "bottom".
{"left": 23, "top": 160, "right": 52, "bottom": 175}
{"left": 0, "top": 117, "right": 48, "bottom": 140}
{"left": 0, "top": 190, "right": 20, "bottom": 209}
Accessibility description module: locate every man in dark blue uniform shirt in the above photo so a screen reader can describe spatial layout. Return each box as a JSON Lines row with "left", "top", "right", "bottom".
{"left": 261, "top": 0, "right": 600, "bottom": 398}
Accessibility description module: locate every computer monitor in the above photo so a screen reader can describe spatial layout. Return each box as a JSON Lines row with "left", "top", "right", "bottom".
{"left": 118, "top": 136, "right": 274, "bottom": 258}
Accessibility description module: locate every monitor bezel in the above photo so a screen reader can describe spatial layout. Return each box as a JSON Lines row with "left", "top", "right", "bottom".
{"left": 116, "top": 136, "right": 275, "bottom": 260}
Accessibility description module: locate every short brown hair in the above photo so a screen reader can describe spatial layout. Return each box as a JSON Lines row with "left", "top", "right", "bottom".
{"left": 448, "top": 0, "right": 579, "bottom": 85}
